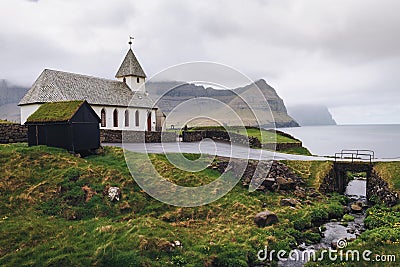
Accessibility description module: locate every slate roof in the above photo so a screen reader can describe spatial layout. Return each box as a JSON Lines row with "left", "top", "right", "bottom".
{"left": 19, "top": 69, "right": 154, "bottom": 108}
{"left": 115, "top": 49, "right": 146, "bottom": 78}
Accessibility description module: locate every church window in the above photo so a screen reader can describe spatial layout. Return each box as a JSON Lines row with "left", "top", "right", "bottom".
{"left": 113, "top": 109, "right": 118, "bottom": 127}
{"left": 135, "top": 110, "right": 139, "bottom": 126}
{"left": 101, "top": 108, "right": 106, "bottom": 127}
{"left": 124, "top": 110, "right": 129, "bottom": 127}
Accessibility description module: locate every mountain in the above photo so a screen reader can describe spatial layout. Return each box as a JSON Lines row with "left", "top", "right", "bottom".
{"left": 0, "top": 78, "right": 299, "bottom": 128}
{"left": 0, "top": 80, "right": 29, "bottom": 122}
{"left": 146, "top": 79, "right": 299, "bottom": 128}
{"left": 287, "top": 105, "right": 336, "bottom": 126}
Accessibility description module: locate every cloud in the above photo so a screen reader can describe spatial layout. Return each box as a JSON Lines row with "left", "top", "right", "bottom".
{"left": 0, "top": 0, "right": 399, "bottom": 124}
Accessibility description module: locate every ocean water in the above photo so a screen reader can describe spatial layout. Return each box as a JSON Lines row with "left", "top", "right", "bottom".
{"left": 279, "top": 124, "right": 400, "bottom": 159}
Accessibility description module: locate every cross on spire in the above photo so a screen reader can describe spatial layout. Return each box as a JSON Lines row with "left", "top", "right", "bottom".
{"left": 129, "top": 36, "right": 134, "bottom": 49}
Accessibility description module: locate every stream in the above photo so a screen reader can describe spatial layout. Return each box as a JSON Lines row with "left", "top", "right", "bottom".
{"left": 278, "top": 178, "right": 368, "bottom": 267}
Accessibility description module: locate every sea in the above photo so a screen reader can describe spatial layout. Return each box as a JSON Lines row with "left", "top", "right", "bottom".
{"left": 278, "top": 124, "right": 400, "bottom": 159}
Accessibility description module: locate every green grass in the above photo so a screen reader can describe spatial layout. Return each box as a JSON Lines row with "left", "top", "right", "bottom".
{"left": 238, "top": 128, "right": 300, "bottom": 144}
{"left": 188, "top": 126, "right": 300, "bottom": 144}
{"left": 283, "top": 160, "right": 333, "bottom": 188}
{"left": 374, "top": 162, "right": 400, "bottom": 193}
{"left": 280, "top": 147, "right": 312, "bottom": 156}
{"left": 0, "top": 119, "right": 15, "bottom": 124}
{"left": 26, "top": 100, "right": 86, "bottom": 123}
{"left": 0, "top": 143, "right": 347, "bottom": 266}
{"left": 307, "top": 204, "right": 400, "bottom": 267}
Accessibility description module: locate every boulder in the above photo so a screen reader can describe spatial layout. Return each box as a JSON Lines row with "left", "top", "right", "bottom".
{"left": 350, "top": 204, "right": 362, "bottom": 213}
{"left": 108, "top": 187, "right": 121, "bottom": 201}
{"left": 280, "top": 198, "right": 300, "bottom": 207}
{"left": 276, "top": 177, "right": 295, "bottom": 190}
{"left": 254, "top": 210, "right": 279, "bottom": 227}
{"left": 294, "top": 187, "right": 307, "bottom": 198}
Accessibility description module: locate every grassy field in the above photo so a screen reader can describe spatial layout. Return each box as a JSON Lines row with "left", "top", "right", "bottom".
{"left": 0, "top": 143, "right": 347, "bottom": 266}
{"left": 188, "top": 126, "right": 300, "bottom": 144}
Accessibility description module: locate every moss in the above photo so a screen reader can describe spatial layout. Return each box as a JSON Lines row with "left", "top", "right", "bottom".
{"left": 342, "top": 214, "right": 355, "bottom": 222}
{"left": 26, "top": 100, "right": 85, "bottom": 123}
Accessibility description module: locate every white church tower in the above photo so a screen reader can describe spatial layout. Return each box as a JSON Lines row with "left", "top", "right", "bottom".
{"left": 115, "top": 39, "right": 147, "bottom": 93}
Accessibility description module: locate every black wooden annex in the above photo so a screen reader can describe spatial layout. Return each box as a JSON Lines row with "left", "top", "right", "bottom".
{"left": 25, "top": 100, "right": 101, "bottom": 152}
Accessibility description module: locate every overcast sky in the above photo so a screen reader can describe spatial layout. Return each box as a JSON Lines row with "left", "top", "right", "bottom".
{"left": 1, "top": 0, "right": 399, "bottom": 124}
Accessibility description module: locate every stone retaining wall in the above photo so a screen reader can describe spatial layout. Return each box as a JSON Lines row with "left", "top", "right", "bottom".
{"left": 182, "top": 130, "right": 301, "bottom": 151}
{"left": 182, "top": 130, "right": 260, "bottom": 147}
{"left": 0, "top": 123, "right": 28, "bottom": 143}
{"left": 319, "top": 163, "right": 399, "bottom": 207}
{"left": 101, "top": 130, "right": 177, "bottom": 143}
{"left": 261, "top": 142, "right": 302, "bottom": 151}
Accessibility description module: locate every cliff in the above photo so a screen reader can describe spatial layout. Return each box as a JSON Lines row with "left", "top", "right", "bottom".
{"left": 287, "top": 105, "right": 336, "bottom": 126}
{"left": 146, "top": 79, "right": 299, "bottom": 128}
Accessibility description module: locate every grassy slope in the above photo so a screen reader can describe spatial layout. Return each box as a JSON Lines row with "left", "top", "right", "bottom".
{"left": 374, "top": 162, "right": 400, "bottom": 193}
{"left": 239, "top": 128, "right": 299, "bottom": 144}
{"left": 188, "top": 126, "right": 311, "bottom": 155}
{"left": 0, "top": 144, "right": 346, "bottom": 266}
{"left": 283, "top": 160, "right": 333, "bottom": 188}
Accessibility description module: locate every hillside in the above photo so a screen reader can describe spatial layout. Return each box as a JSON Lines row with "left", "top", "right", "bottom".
{"left": 287, "top": 105, "right": 336, "bottom": 126}
{"left": 146, "top": 79, "right": 299, "bottom": 128}
{"left": 0, "top": 143, "right": 348, "bottom": 266}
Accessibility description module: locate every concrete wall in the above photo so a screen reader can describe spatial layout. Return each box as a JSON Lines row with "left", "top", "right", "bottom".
{"left": 0, "top": 123, "right": 27, "bottom": 143}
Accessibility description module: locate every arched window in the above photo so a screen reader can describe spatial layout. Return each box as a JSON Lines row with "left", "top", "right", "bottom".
{"left": 101, "top": 108, "right": 106, "bottom": 127}
{"left": 135, "top": 110, "right": 139, "bottom": 127}
{"left": 124, "top": 110, "right": 129, "bottom": 127}
{"left": 113, "top": 109, "right": 118, "bottom": 127}
{"left": 137, "top": 77, "right": 140, "bottom": 83}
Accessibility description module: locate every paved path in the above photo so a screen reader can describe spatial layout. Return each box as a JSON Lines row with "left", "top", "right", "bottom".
{"left": 106, "top": 140, "right": 332, "bottom": 161}
{"left": 105, "top": 140, "right": 400, "bottom": 162}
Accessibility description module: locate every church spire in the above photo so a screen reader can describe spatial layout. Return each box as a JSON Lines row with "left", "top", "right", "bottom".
{"left": 115, "top": 49, "right": 146, "bottom": 79}
{"left": 115, "top": 38, "right": 147, "bottom": 93}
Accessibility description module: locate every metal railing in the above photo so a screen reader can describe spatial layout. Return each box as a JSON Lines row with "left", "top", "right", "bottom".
{"left": 334, "top": 149, "right": 375, "bottom": 164}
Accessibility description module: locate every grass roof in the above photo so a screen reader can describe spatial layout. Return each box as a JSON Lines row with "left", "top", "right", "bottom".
{"left": 26, "top": 100, "right": 85, "bottom": 123}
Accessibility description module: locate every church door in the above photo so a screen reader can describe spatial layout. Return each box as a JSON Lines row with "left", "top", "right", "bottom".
{"left": 147, "top": 112, "right": 152, "bottom": 132}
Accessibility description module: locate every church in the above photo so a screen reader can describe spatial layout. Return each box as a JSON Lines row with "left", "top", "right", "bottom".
{"left": 19, "top": 44, "right": 158, "bottom": 132}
